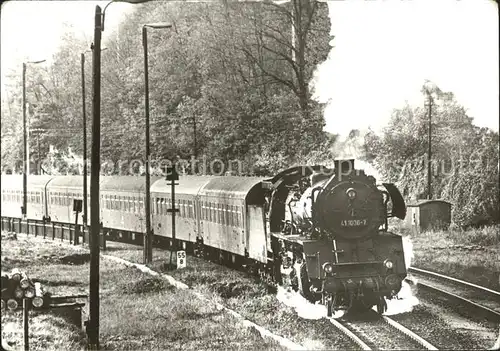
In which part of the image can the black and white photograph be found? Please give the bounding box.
[1,0,499,350]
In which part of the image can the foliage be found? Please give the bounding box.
[1,1,333,177]
[365,86,499,227]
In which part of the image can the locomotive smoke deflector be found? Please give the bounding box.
[382,183,407,219]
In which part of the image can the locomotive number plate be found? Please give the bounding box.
[341,219,367,227]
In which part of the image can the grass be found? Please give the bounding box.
[1,232,287,350]
[99,241,354,349]
[403,225,500,290]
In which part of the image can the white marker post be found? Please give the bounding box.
[176,251,186,269]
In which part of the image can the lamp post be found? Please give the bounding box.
[22,59,45,217]
[143,22,173,264]
[423,82,436,200]
[81,48,107,229]
[88,1,149,348]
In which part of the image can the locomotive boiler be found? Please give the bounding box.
[266,159,407,316]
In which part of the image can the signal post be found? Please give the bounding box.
[166,167,185,268]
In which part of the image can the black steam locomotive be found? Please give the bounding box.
[266,159,407,315]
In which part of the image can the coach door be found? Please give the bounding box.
[246,205,267,263]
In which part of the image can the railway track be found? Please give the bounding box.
[407,267,500,323]
[329,310,438,350]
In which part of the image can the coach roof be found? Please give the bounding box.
[151,175,216,196]
[199,176,266,202]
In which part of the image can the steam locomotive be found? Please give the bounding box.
[266,159,407,315]
[1,159,407,316]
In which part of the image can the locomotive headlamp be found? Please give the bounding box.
[323,262,334,274]
[346,188,357,200]
[32,296,44,308]
[384,259,394,269]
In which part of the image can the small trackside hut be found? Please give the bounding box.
[405,199,452,233]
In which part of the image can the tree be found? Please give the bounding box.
[366,84,499,227]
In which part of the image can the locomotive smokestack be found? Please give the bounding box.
[334,159,355,180]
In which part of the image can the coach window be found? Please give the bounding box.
[157,198,162,215]
[220,204,225,225]
[224,204,228,226]
[216,203,220,224]
[213,203,216,223]
[212,202,217,223]
[215,203,219,223]
[215,203,218,223]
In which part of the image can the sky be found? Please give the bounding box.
[0,0,132,79]
[313,0,499,135]
[1,0,499,135]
